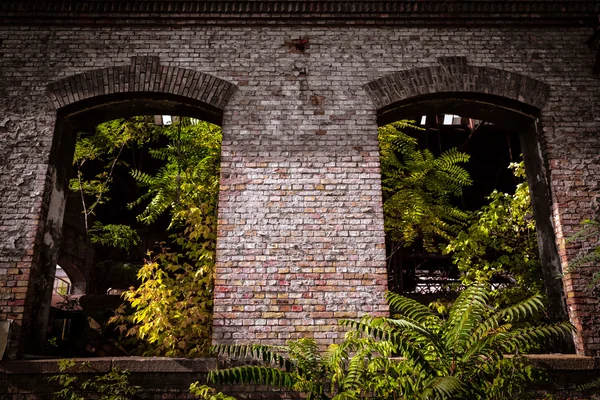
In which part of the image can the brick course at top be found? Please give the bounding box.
[1,1,599,21]
[0,1,599,359]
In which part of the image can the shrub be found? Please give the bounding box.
[197,286,573,400]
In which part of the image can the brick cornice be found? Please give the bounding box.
[0,1,598,24]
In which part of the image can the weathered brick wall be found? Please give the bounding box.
[1,4,600,357]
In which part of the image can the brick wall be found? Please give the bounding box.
[0,6,600,357]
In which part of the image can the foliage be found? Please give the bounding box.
[128,119,222,227]
[378,121,472,252]
[189,383,237,400]
[67,117,164,331]
[109,118,221,357]
[201,286,573,400]
[206,339,329,400]
[67,115,221,357]
[576,376,600,391]
[444,162,542,305]
[49,359,140,400]
[345,287,571,399]
[69,117,161,233]
[88,222,141,252]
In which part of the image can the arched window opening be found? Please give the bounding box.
[8,58,240,359]
[364,62,578,352]
[378,102,574,354]
[381,114,528,303]
[42,113,222,358]
[372,87,568,339]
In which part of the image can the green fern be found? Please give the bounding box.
[199,286,571,400]
[207,339,328,400]
[210,343,291,369]
[576,376,600,391]
[379,122,471,252]
[128,119,222,227]
[356,286,572,399]
[209,366,296,388]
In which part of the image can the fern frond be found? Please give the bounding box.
[466,294,545,350]
[148,146,173,161]
[288,338,324,380]
[210,344,291,370]
[433,148,471,170]
[342,352,367,391]
[459,329,508,368]
[136,191,172,224]
[330,391,359,400]
[130,169,158,187]
[501,322,574,352]
[419,376,464,400]
[443,285,490,351]
[386,291,439,326]
[340,317,436,376]
[126,191,152,209]
[576,376,600,391]
[492,295,544,323]
[208,366,295,388]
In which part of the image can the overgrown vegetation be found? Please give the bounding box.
[49,359,140,400]
[65,117,555,363]
[70,117,162,238]
[378,121,471,253]
[197,286,572,400]
[52,111,583,397]
[68,116,221,357]
[111,118,221,357]
[379,122,542,306]
[444,162,542,306]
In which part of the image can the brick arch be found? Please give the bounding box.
[363,58,550,126]
[46,56,237,115]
